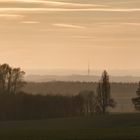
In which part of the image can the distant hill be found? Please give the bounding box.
[25,75,140,83]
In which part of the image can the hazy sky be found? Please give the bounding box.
[0,0,140,72]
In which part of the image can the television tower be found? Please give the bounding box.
[88,61,90,76]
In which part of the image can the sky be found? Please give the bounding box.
[0,0,140,74]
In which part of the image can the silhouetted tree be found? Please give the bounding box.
[97,70,115,114]
[0,64,25,94]
[132,82,140,110]
[10,68,25,94]
[78,90,95,116]
[0,64,10,93]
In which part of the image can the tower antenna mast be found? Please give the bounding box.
[88,60,90,76]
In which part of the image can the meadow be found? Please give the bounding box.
[0,113,140,140]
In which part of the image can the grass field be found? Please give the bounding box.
[0,113,140,140]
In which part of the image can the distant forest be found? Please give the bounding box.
[22,82,137,114]
[23,82,137,97]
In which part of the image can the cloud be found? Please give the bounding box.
[0,14,24,19]
[20,21,39,24]
[53,23,86,29]
[0,0,105,7]
[0,1,139,13]
[71,36,96,40]
[0,8,140,12]
[122,23,140,26]
[96,22,140,27]
[110,0,140,4]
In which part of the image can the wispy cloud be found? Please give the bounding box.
[96,22,140,27]
[0,14,24,19]
[53,23,86,29]
[20,21,39,24]
[0,0,105,7]
[0,8,140,12]
[122,23,140,26]
[71,36,96,39]
[110,1,140,4]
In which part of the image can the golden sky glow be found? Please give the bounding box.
[0,0,140,72]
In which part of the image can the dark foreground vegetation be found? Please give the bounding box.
[0,113,140,140]
[0,92,89,120]
[0,90,114,120]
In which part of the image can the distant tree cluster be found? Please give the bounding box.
[0,64,116,120]
[0,93,85,120]
[0,90,114,120]
[78,71,116,116]
[77,90,96,116]
[0,63,25,95]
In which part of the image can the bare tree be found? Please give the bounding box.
[132,82,140,110]
[0,64,26,95]
[97,70,115,114]
[78,90,95,116]
[0,64,10,93]
[11,68,25,94]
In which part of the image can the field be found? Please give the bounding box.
[0,113,140,140]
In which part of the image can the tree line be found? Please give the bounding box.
[0,63,139,121]
[0,63,117,120]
